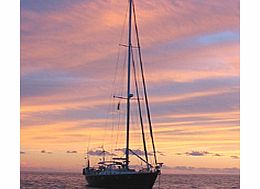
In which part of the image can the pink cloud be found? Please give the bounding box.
[21,0,239,75]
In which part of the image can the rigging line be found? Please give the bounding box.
[114,41,128,153]
[109,92,120,154]
[132,18,144,107]
[116,1,129,98]
[131,46,143,153]
[118,43,128,104]
[114,104,122,152]
[131,47,149,167]
[133,0,158,165]
[119,3,129,46]
[102,41,119,149]
[130,0,148,164]
[118,98,126,155]
[130,67,140,151]
[131,95,142,154]
[105,2,129,153]
[114,49,128,155]
[130,2,142,157]
[101,85,112,149]
[133,46,148,153]
[121,51,127,96]
[130,62,137,144]
[133,45,147,142]
[107,88,116,154]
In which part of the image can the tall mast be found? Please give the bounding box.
[125,0,132,169]
[132,0,157,165]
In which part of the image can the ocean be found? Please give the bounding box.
[21,172,240,189]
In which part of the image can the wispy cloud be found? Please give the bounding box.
[175,151,238,159]
[185,151,210,156]
[213,153,223,157]
[41,150,52,154]
[114,148,153,156]
[66,150,77,154]
[87,149,116,156]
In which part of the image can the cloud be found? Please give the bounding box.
[41,150,52,154]
[131,149,153,156]
[87,149,116,156]
[176,151,239,159]
[20,0,239,76]
[114,148,153,156]
[230,155,239,159]
[66,150,77,154]
[157,151,166,156]
[185,151,210,156]
[21,70,84,98]
[213,153,223,157]
[151,88,239,117]
[21,0,84,12]
[21,83,239,129]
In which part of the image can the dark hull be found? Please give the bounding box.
[85,172,158,189]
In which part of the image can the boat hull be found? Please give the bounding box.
[85,172,158,189]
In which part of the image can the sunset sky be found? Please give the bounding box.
[21,0,240,174]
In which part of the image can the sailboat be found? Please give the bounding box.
[83,0,163,188]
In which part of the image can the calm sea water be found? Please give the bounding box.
[21,172,239,189]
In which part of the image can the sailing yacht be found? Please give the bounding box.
[83,0,163,188]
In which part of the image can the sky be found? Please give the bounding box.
[21,0,240,174]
